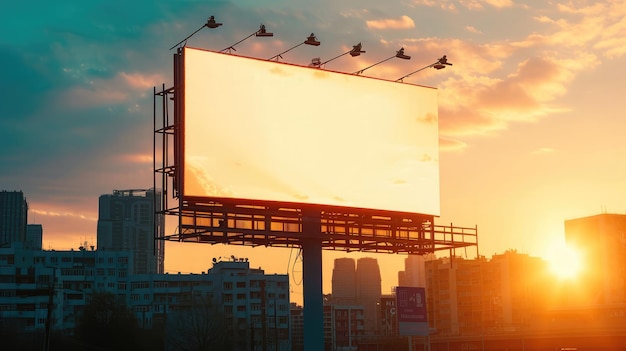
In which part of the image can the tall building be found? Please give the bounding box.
[331,257,382,335]
[331,258,356,305]
[398,254,433,288]
[97,189,164,274]
[0,190,28,246]
[355,257,381,334]
[565,213,626,305]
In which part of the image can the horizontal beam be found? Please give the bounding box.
[157,198,477,254]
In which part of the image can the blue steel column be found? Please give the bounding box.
[302,211,323,351]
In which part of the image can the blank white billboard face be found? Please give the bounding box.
[182,47,440,216]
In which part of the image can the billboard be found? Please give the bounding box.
[396,286,428,336]
[180,47,440,216]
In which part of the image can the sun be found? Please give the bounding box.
[547,244,583,280]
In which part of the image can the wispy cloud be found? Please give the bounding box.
[31,208,97,222]
[58,71,165,109]
[465,26,482,34]
[439,137,468,151]
[366,15,415,30]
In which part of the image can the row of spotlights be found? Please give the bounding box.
[172,16,452,80]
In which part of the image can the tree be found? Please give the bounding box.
[75,292,139,350]
[166,294,233,351]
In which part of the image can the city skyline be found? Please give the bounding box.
[2,1,626,304]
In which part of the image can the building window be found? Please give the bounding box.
[223,282,233,290]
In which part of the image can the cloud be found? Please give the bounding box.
[31,208,97,222]
[117,153,153,164]
[483,0,514,8]
[439,137,468,151]
[58,71,165,109]
[366,15,415,30]
[412,0,457,10]
[465,26,482,34]
[436,54,590,136]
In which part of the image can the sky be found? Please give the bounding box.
[1,0,626,305]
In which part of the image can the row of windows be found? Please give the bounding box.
[32,256,130,265]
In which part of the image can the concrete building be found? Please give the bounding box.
[331,258,356,305]
[355,257,381,334]
[290,303,304,351]
[424,251,549,337]
[330,257,381,336]
[25,224,43,250]
[0,244,291,351]
[398,254,428,288]
[565,213,626,305]
[378,294,398,337]
[97,189,164,274]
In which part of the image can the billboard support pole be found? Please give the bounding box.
[302,210,323,351]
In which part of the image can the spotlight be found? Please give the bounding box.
[268,33,321,61]
[396,55,453,82]
[353,47,411,75]
[221,24,274,53]
[310,42,366,68]
[169,15,223,50]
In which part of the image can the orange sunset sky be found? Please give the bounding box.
[2,1,625,305]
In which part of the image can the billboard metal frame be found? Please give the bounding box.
[153,47,478,351]
[153,48,477,255]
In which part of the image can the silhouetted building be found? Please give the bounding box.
[398,254,432,288]
[290,303,304,351]
[331,257,381,335]
[565,213,626,305]
[355,257,381,334]
[25,224,42,250]
[379,295,398,336]
[0,190,28,246]
[329,305,364,351]
[331,258,356,305]
[425,251,549,337]
[96,189,164,274]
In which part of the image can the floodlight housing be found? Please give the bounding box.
[206,16,223,29]
[350,42,366,57]
[305,33,321,46]
[256,24,273,37]
[395,47,411,60]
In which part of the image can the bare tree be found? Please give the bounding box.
[166,294,233,351]
[75,292,139,351]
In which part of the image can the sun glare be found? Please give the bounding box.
[548,244,582,280]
